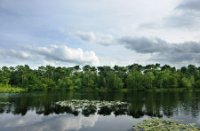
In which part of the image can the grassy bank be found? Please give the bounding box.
[0,84,27,93]
[0,85,199,93]
[146,88,190,92]
[74,88,192,92]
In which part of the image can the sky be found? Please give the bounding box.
[0,0,200,67]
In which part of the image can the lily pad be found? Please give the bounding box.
[0,102,11,105]
[55,99,128,116]
[133,118,200,131]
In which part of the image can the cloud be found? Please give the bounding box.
[165,9,200,29]
[75,31,114,46]
[73,30,200,64]
[138,0,200,30]
[75,31,96,42]
[177,0,200,12]
[73,29,200,64]
[169,0,200,28]
[0,49,32,60]
[119,36,200,64]
[0,0,199,67]
[0,44,99,66]
[29,45,100,65]
[119,37,169,53]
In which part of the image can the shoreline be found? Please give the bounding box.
[0,86,199,93]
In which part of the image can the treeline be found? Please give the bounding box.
[0,64,200,91]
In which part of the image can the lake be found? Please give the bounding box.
[0,91,200,131]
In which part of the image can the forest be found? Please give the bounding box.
[0,64,200,92]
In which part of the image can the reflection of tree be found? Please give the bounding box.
[113,105,127,116]
[98,106,112,115]
[82,105,96,116]
[0,91,199,118]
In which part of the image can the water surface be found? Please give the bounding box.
[0,91,200,131]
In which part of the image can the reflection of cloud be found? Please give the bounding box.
[0,111,99,131]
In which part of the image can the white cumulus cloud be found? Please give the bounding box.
[0,44,100,66]
[28,45,100,65]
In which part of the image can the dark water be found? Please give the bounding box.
[0,91,200,131]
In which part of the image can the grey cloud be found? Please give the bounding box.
[119,36,200,64]
[178,42,200,53]
[75,31,96,42]
[177,0,200,12]
[119,37,169,53]
[138,0,200,29]
[0,6,20,17]
[166,0,200,28]
[139,13,199,30]
[75,31,114,46]
[75,30,200,64]
[164,13,199,28]
[0,49,32,60]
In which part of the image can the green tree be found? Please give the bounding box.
[126,70,143,90]
[143,71,155,89]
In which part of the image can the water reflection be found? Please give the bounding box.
[0,112,98,131]
[0,91,200,131]
[0,91,199,118]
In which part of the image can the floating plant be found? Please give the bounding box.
[55,99,129,116]
[0,102,11,105]
[133,118,200,131]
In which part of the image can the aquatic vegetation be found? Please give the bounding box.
[133,118,200,131]
[56,99,128,108]
[82,105,96,116]
[0,102,11,105]
[55,100,128,116]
